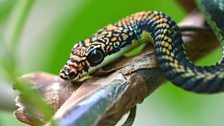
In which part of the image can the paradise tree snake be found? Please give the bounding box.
[60,0,224,93]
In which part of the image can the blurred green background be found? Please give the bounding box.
[0,0,223,126]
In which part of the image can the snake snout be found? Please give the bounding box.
[59,68,70,80]
[59,65,78,80]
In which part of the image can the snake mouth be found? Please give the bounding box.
[59,68,70,80]
[59,74,69,80]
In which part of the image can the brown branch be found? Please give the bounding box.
[174,0,196,13]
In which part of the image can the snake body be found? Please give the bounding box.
[60,0,224,93]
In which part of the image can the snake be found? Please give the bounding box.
[59,0,224,93]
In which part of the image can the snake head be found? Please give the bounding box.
[59,40,105,81]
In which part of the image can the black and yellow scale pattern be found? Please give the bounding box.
[60,10,224,93]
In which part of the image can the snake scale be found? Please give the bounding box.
[59,0,224,93]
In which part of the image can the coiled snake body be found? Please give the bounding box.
[60,0,224,93]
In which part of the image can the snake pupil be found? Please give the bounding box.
[87,48,104,66]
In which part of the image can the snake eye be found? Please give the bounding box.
[87,48,105,66]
